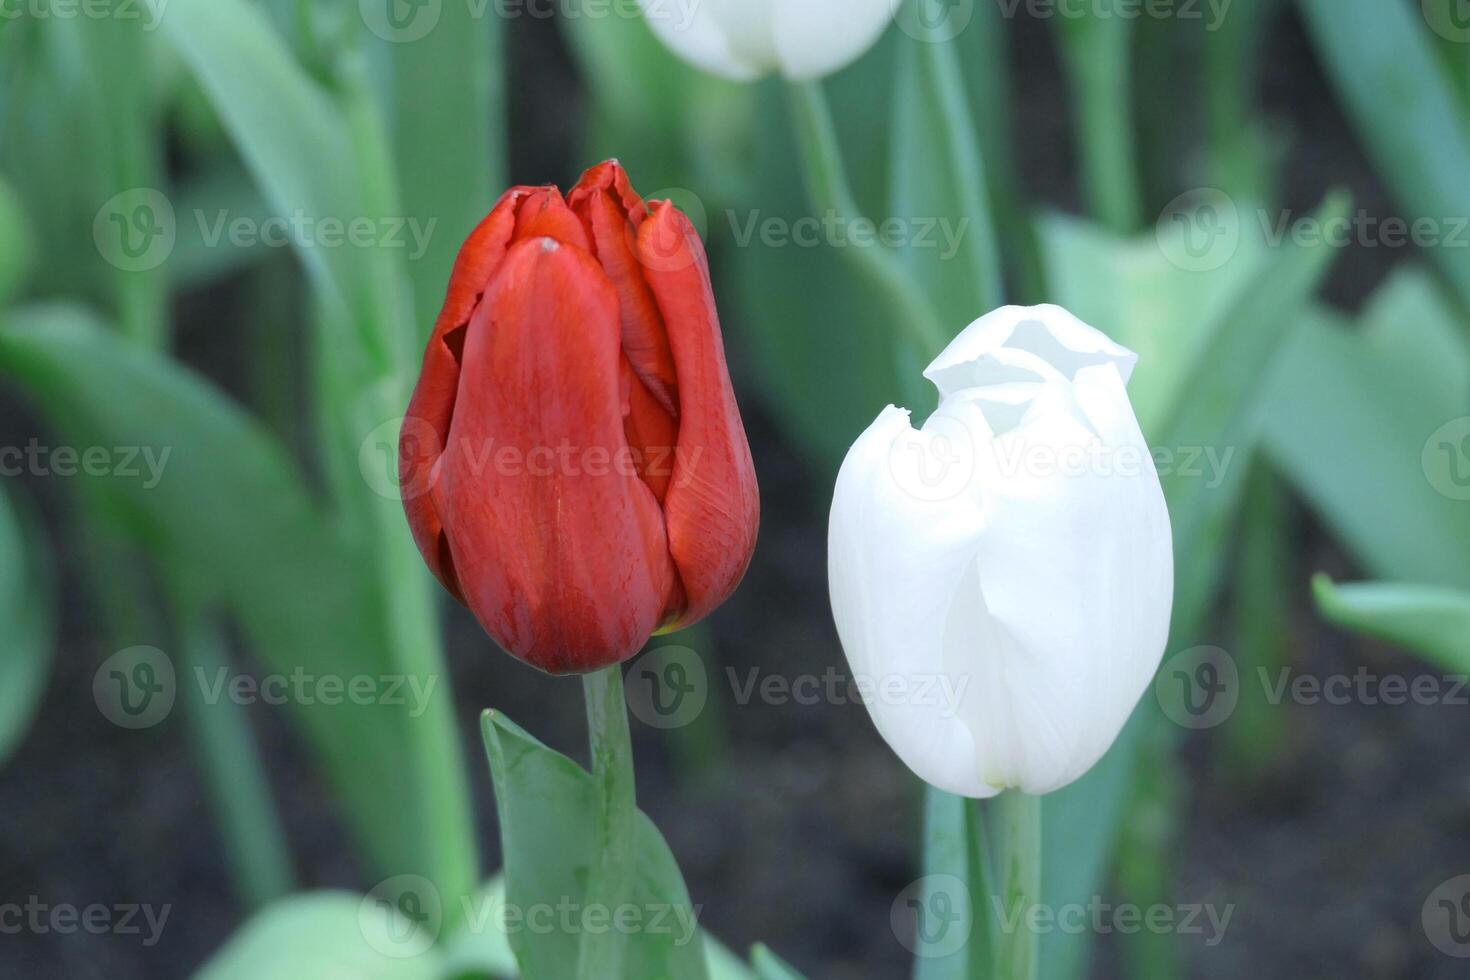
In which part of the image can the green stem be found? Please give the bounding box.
[992,790,1041,980]
[786,79,948,362]
[577,665,637,980]
[1057,22,1143,235]
[172,594,295,908]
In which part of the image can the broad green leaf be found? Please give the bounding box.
[1313,575,1470,672]
[194,892,443,980]
[439,875,520,978]
[1039,209,1266,434]
[1298,0,1470,315]
[1153,192,1350,629]
[750,943,807,980]
[1263,278,1470,588]
[481,711,709,980]
[0,486,54,767]
[0,305,474,904]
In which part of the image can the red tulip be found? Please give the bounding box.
[399,161,759,674]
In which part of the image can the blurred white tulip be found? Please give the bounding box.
[828,305,1174,798]
[636,0,900,81]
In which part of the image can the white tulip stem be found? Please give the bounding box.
[785,79,948,361]
[993,790,1042,980]
[577,664,637,979]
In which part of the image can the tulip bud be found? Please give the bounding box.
[401,161,759,675]
[637,0,900,81]
[828,306,1174,797]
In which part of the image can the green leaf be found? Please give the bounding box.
[1313,575,1470,671]
[1153,191,1350,629]
[1298,0,1470,315]
[888,33,1002,323]
[1035,192,1348,978]
[750,943,807,980]
[913,788,983,979]
[703,934,759,980]
[0,174,34,305]
[159,0,405,376]
[1263,271,1470,588]
[194,892,444,980]
[1053,11,1141,233]
[439,875,520,978]
[726,72,916,480]
[1043,191,1350,632]
[481,711,709,980]
[374,3,503,344]
[0,305,475,905]
[1036,712,1144,979]
[0,486,54,768]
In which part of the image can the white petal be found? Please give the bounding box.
[924,304,1138,399]
[829,404,998,798]
[829,355,1172,798]
[637,0,767,82]
[948,368,1173,794]
[772,0,899,80]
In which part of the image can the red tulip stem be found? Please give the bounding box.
[577,664,637,979]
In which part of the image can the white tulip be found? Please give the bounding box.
[828,305,1174,798]
[636,0,900,82]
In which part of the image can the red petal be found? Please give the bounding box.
[579,188,680,418]
[569,160,647,230]
[636,203,760,628]
[401,186,532,601]
[432,237,677,674]
[512,188,591,251]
